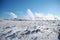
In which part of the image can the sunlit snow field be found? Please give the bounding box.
[0,20,60,40]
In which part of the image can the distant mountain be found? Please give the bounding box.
[0,17,60,21]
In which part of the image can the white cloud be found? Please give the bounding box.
[45,13,55,20]
[9,12,17,18]
[34,12,58,20]
[35,12,44,18]
[27,9,35,20]
[34,12,45,20]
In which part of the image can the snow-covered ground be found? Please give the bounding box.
[0,20,60,40]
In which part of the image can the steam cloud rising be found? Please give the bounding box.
[27,9,60,20]
[9,12,17,19]
[9,9,60,20]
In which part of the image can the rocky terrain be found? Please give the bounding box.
[0,19,60,40]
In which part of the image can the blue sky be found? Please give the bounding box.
[0,0,60,19]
